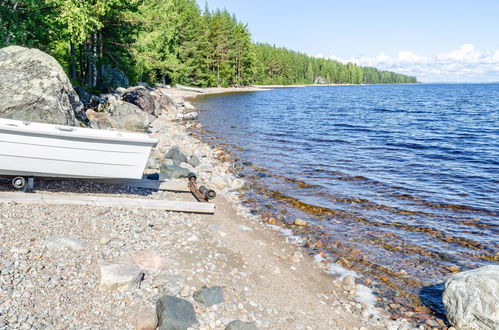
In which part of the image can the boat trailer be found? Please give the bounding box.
[187,173,216,202]
[0,174,217,214]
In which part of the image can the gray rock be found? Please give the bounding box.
[156,296,197,330]
[115,87,127,95]
[233,160,244,172]
[101,99,152,132]
[150,90,177,114]
[74,87,93,107]
[86,109,113,130]
[162,159,174,166]
[122,87,157,116]
[225,320,258,330]
[45,236,85,251]
[163,146,187,165]
[159,164,190,179]
[193,286,224,307]
[101,65,129,89]
[187,155,200,168]
[99,262,144,291]
[179,112,198,120]
[0,46,83,125]
[443,265,499,330]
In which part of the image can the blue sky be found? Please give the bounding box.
[199,0,499,82]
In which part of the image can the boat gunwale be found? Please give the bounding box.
[0,125,158,146]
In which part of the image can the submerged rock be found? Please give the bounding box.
[0,46,84,125]
[156,296,197,330]
[443,265,499,330]
[294,219,307,226]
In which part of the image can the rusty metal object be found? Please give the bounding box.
[188,173,216,202]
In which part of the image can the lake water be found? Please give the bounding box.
[194,84,498,318]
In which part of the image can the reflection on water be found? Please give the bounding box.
[194,84,499,319]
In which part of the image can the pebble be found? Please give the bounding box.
[294,219,307,226]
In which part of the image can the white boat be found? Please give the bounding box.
[0,118,157,181]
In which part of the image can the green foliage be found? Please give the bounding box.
[0,0,417,89]
[252,43,417,85]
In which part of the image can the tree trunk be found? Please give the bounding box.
[69,41,77,81]
[98,29,103,88]
[92,32,97,88]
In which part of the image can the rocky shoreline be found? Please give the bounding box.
[1,46,497,330]
[0,81,415,330]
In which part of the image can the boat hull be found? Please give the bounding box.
[0,119,157,180]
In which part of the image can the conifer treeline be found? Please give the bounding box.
[0,0,417,89]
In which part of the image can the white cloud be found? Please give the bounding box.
[328,44,499,82]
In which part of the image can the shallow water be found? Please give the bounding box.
[194,84,499,317]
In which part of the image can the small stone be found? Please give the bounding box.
[445,265,461,273]
[45,235,85,250]
[225,320,258,330]
[289,256,301,263]
[132,308,158,330]
[294,219,307,226]
[181,112,198,120]
[425,319,439,327]
[193,286,224,307]
[336,257,352,268]
[238,225,252,232]
[342,275,356,287]
[188,155,200,167]
[267,218,276,225]
[99,236,111,245]
[99,262,144,291]
[156,296,197,330]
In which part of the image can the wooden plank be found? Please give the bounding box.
[0,192,214,214]
[86,179,190,192]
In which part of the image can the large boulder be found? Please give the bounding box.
[89,99,153,132]
[150,89,178,114]
[122,87,158,116]
[0,46,83,125]
[443,265,499,330]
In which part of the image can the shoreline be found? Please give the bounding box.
[158,88,428,329]
[0,86,417,329]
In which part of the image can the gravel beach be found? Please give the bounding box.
[0,87,418,330]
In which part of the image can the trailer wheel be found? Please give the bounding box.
[12,176,27,190]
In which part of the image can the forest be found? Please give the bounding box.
[0,0,418,90]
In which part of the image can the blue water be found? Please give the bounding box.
[194,84,499,315]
